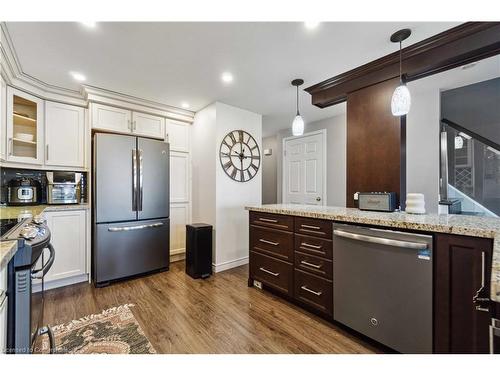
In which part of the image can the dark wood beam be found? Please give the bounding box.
[305,22,500,108]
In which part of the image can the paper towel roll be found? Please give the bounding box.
[406,193,426,214]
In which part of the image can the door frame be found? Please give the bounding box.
[282,129,327,205]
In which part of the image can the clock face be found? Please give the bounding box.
[219,130,261,182]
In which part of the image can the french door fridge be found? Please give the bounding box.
[93,133,170,286]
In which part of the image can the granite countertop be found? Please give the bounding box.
[0,203,90,220]
[0,240,17,270]
[0,203,89,267]
[245,204,500,302]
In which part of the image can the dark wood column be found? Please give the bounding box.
[346,78,406,208]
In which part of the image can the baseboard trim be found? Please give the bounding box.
[212,256,249,273]
[170,252,186,263]
[33,274,89,292]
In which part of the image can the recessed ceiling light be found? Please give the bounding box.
[304,22,320,30]
[70,71,86,82]
[221,72,234,84]
[181,102,190,109]
[80,21,97,28]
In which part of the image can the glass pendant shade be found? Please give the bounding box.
[391,83,411,116]
[292,114,304,136]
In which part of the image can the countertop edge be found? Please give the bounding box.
[0,240,18,270]
[246,205,500,303]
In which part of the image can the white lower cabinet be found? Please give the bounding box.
[44,210,87,285]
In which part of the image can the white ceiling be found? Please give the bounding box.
[5,22,460,136]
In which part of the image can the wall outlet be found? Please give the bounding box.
[253,280,262,289]
[354,192,359,200]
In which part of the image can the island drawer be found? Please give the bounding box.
[250,251,293,296]
[295,217,332,239]
[294,234,333,259]
[294,269,333,317]
[250,225,293,261]
[295,251,333,280]
[250,211,294,231]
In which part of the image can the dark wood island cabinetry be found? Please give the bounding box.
[247,209,497,354]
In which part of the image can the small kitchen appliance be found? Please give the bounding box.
[46,172,82,204]
[358,192,397,212]
[7,178,40,205]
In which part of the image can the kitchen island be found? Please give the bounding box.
[245,204,500,353]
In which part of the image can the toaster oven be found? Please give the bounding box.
[46,172,82,204]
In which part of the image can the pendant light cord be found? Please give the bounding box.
[296,85,300,116]
[399,41,403,84]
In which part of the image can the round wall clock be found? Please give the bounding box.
[219,130,261,182]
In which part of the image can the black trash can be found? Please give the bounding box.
[185,223,213,279]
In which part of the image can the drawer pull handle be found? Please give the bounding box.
[259,267,279,277]
[259,239,279,246]
[301,224,321,230]
[301,242,322,250]
[301,285,322,296]
[300,260,322,269]
[259,218,278,223]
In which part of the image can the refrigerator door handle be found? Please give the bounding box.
[107,222,164,232]
[132,149,138,211]
[138,148,144,211]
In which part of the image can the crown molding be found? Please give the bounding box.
[0,22,194,122]
[305,22,500,108]
[83,85,194,123]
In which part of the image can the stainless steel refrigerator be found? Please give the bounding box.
[93,133,170,286]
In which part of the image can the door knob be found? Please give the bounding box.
[316,197,321,202]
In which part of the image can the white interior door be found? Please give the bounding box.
[283,130,326,205]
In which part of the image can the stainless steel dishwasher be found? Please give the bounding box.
[333,223,433,353]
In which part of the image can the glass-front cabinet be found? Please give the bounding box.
[6,87,44,164]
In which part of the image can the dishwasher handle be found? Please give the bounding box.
[333,229,429,250]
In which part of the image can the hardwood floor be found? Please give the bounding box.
[44,261,381,354]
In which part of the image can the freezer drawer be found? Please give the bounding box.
[94,218,169,284]
[333,223,433,353]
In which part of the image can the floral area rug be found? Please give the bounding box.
[41,304,156,354]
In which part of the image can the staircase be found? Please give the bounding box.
[441,119,500,218]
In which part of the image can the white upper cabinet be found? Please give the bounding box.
[132,111,165,139]
[166,119,190,152]
[0,76,6,161]
[6,87,44,165]
[45,101,85,168]
[91,103,131,133]
[91,103,165,140]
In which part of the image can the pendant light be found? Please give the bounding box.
[291,79,305,136]
[390,29,412,116]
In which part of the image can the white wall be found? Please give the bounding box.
[275,113,346,206]
[262,135,278,204]
[191,103,217,226]
[191,102,262,272]
[406,85,441,214]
